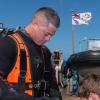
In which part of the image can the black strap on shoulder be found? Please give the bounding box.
[18,48,27,91]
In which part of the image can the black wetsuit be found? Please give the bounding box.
[0,31,61,99]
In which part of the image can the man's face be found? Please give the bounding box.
[33,23,56,45]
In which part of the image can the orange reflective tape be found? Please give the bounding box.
[7,32,32,95]
[25,90,32,95]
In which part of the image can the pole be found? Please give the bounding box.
[72,25,75,54]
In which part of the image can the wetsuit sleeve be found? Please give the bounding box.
[0,36,17,78]
[43,46,62,99]
[43,47,58,88]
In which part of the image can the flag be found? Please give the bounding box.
[72,11,92,25]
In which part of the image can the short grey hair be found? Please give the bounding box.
[78,74,100,98]
[32,7,60,28]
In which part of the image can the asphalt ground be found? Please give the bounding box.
[60,88,80,100]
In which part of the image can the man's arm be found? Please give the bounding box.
[43,46,62,100]
[0,36,17,78]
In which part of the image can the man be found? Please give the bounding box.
[63,68,79,96]
[0,7,61,100]
[78,74,100,100]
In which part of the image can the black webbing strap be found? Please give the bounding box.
[18,49,27,91]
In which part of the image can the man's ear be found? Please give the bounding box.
[31,22,38,30]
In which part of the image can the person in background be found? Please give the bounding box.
[63,68,79,96]
[0,7,61,100]
[78,74,100,100]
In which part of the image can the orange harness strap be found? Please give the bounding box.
[7,32,32,95]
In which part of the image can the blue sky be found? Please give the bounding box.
[0,0,100,60]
